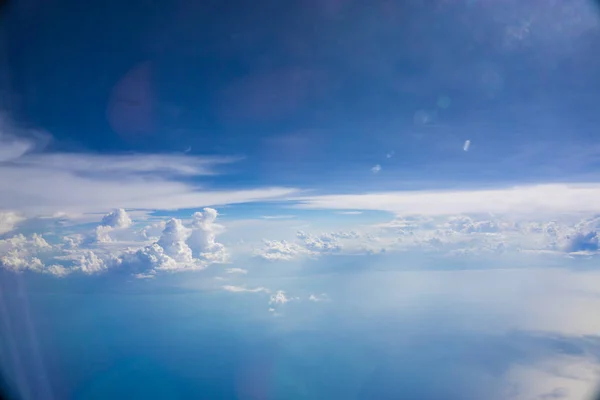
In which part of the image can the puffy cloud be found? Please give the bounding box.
[87,225,114,244]
[117,212,228,275]
[371,164,381,174]
[138,221,167,241]
[0,234,52,273]
[100,209,132,228]
[256,230,363,261]
[255,240,308,261]
[297,231,342,253]
[157,219,193,263]
[187,208,227,263]
[66,250,107,274]
[0,212,24,235]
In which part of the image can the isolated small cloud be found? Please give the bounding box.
[308,293,329,302]
[371,164,382,174]
[226,268,247,274]
[463,139,471,152]
[269,290,291,305]
[222,285,268,293]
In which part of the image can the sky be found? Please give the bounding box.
[3,0,600,399]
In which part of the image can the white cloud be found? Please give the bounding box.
[269,290,291,305]
[255,239,308,261]
[371,164,381,173]
[100,209,132,228]
[222,285,268,293]
[463,139,471,151]
[0,115,40,162]
[0,234,52,273]
[261,215,296,220]
[294,184,600,216]
[308,293,329,302]
[0,152,296,216]
[226,268,247,274]
[187,208,227,263]
[0,212,24,235]
[297,231,342,253]
[116,211,228,275]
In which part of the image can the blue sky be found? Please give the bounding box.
[3,0,600,399]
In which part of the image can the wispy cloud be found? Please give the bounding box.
[293,184,600,216]
[222,285,268,293]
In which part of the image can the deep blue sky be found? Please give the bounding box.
[4,0,600,190]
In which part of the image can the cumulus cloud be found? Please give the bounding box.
[371,164,381,173]
[255,230,364,261]
[255,239,308,261]
[187,208,227,263]
[0,208,229,277]
[297,231,342,253]
[0,234,52,273]
[84,209,134,244]
[116,211,228,276]
[100,209,132,228]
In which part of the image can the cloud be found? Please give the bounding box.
[297,231,342,253]
[269,290,291,305]
[222,285,268,293]
[261,215,296,220]
[294,184,600,216]
[0,212,24,235]
[308,293,329,302]
[0,234,52,273]
[84,209,134,244]
[187,208,227,263]
[226,268,247,274]
[0,148,297,215]
[0,208,230,277]
[463,139,471,151]
[371,164,381,174]
[565,231,598,253]
[255,239,308,261]
[100,209,132,228]
[0,115,41,162]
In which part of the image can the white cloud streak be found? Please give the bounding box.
[294,184,600,216]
